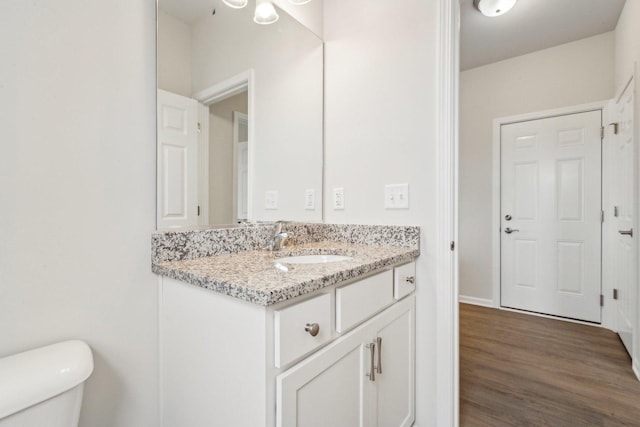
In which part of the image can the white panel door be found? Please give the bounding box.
[157,89,199,229]
[501,110,602,322]
[375,298,414,427]
[612,79,635,355]
[233,111,249,222]
[276,331,369,427]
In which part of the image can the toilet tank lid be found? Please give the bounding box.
[0,340,94,419]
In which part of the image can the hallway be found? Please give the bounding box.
[460,303,640,426]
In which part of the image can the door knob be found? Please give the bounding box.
[619,229,633,237]
[504,227,519,234]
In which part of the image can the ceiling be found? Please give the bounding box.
[461,0,626,71]
[159,0,216,24]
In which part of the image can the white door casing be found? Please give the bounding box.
[197,103,210,226]
[500,110,602,323]
[611,77,636,356]
[157,89,199,229]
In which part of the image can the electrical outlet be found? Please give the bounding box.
[265,190,278,210]
[333,187,345,210]
[305,189,315,210]
[385,184,409,209]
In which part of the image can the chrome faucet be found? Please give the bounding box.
[271,222,289,251]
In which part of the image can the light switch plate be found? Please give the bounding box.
[333,187,345,210]
[385,184,409,209]
[305,189,315,210]
[265,190,278,210]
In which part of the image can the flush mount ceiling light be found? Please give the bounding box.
[222,0,311,25]
[222,0,248,8]
[254,0,279,24]
[473,0,517,17]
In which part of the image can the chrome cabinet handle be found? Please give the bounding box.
[304,323,320,337]
[504,227,519,234]
[376,337,383,374]
[366,342,376,381]
[619,229,633,237]
[405,276,415,284]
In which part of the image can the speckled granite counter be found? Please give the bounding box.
[152,223,419,306]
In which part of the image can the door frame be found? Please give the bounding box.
[491,101,610,325]
[193,70,255,223]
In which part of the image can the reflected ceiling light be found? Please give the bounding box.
[288,0,311,4]
[473,0,517,17]
[254,0,279,24]
[222,0,248,9]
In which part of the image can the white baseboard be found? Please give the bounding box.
[458,295,494,308]
[633,358,640,382]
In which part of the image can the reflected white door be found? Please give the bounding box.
[501,111,602,322]
[157,90,199,229]
[233,111,249,222]
[612,79,635,355]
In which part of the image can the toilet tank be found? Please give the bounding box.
[0,340,94,427]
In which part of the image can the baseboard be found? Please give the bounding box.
[633,358,640,382]
[458,295,494,308]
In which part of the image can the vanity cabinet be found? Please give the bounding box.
[160,262,416,427]
[277,295,414,427]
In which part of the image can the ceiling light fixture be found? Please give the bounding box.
[221,0,311,25]
[473,0,517,17]
[254,0,279,24]
[222,0,248,9]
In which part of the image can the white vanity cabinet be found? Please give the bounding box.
[276,295,415,427]
[160,262,416,427]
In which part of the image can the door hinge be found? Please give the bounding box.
[601,126,605,139]
[613,289,619,300]
[600,294,604,306]
[197,122,201,132]
[197,205,201,216]
[450,241,455,251]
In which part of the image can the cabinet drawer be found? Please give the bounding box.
[274,293,331,368]
[394,262,416,300]
[336,269,393,333]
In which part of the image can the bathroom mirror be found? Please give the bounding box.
[157,0,323,229]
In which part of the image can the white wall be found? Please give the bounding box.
[191,4,323,223]
[273,0,324,39]
[157,8,192,97]
[323,0,439,424]
[459,32,615,302]
[614,0,640,378]
[0,1,158,426]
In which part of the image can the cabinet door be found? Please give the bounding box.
[375,296,415,427]
[277,326,373,427]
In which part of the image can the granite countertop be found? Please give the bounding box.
[152,241,419,306]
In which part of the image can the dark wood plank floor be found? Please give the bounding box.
[460,303,640,427]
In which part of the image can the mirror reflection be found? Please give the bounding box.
[157,0,323,230]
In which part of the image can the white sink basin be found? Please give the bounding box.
[274,254,354,264]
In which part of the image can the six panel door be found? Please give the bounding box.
[501,110,602,322]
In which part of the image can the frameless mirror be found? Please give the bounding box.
[157,0,323,229]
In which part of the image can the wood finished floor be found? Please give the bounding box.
[460,304,640,427]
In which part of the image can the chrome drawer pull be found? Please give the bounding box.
[366,342,376,382]
[376,337,382,374]
[304,323,320,337]
[405,276,415,284]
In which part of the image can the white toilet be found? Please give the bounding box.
[0,340,94,427]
